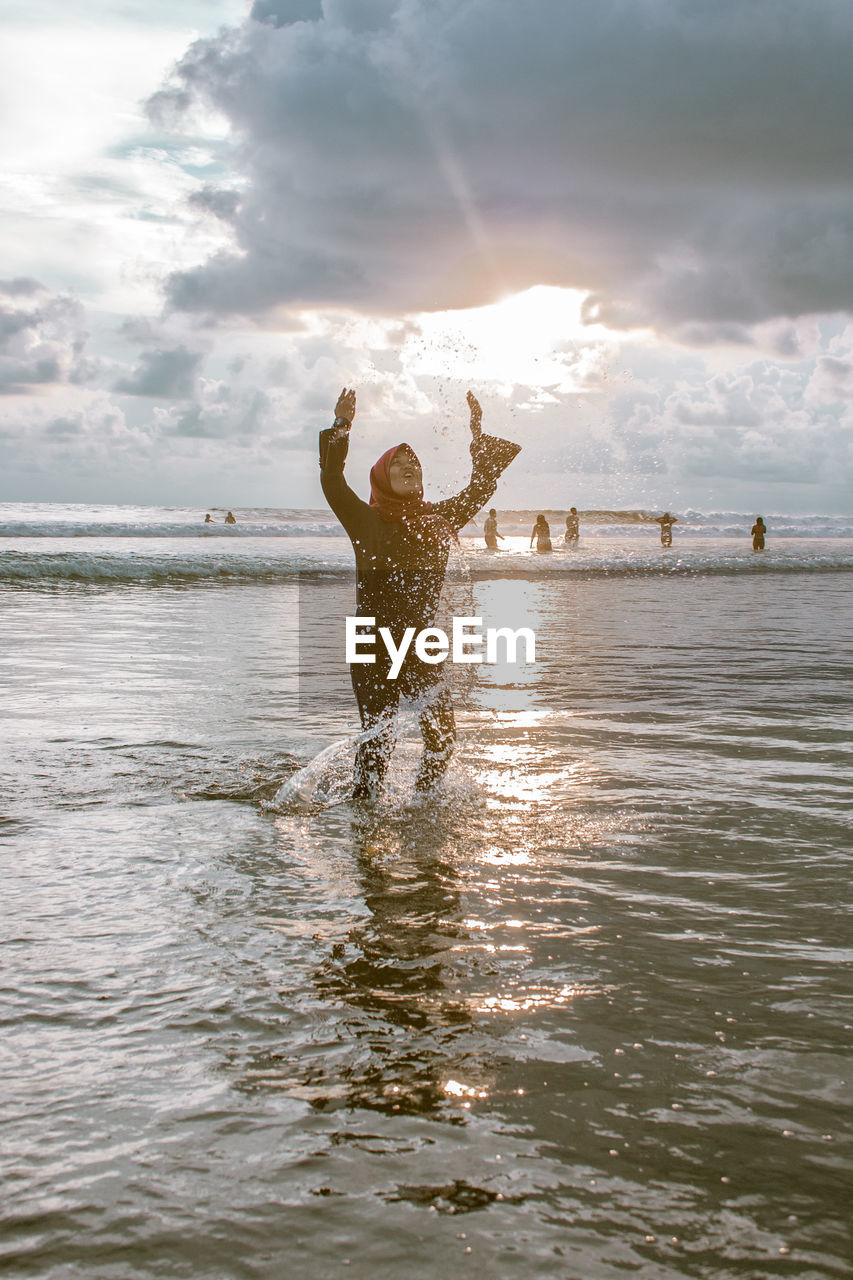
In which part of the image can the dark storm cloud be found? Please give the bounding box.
[187,186,242,222]
[0,280,93,394]
[114,345,203,397]
[249,0,322,25]
[152,0,853,329]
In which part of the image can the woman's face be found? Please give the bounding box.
[388,446,422,497]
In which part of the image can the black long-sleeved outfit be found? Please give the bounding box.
[319,426,520,796]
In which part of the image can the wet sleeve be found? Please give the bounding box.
[319,428,372,536]
[431,432,522,532]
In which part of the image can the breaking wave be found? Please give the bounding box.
[3,547,852,587]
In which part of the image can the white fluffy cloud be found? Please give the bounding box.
[153,0,853,328]
[610,352,853,499]
[4,300,853,508]
[0,279,96,393]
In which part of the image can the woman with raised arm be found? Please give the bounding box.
[656,511,677,547]
[319,388,521,801]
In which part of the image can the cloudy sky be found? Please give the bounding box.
[3,0,853,512]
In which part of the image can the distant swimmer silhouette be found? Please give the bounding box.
[224,511,237,525]
[564,507,579,543]
[483,508,505,550]
[751,516,766,551]
[655,512,677,547]
[530,514,552,552]
[204,513,213,523]
[319,386,520,801]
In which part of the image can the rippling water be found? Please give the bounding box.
[2,510,852,1278]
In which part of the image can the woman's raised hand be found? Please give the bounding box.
[334,387,356,429]
[467,390,482,439]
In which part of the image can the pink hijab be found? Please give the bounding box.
[368,444,455,547]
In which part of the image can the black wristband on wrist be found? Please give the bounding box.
[333,416,351,429]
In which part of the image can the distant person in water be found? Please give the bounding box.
[564,507,579,543]
[656,512,677,547]
[483,508,504,550]
[224,511,237,525]
[319,386,520,801]
[204,513,213,523]
[751,516,766,551]
[530,514,552,552]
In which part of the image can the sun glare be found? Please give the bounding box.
[401,286,614,394]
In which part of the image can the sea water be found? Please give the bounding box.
[1,504,852,1278]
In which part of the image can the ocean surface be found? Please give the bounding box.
[2,502,852,1279]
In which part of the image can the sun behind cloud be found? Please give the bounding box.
[399,286,622,395]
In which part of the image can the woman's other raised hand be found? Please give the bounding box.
[466,390,482,439]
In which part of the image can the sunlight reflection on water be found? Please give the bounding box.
[1,572,851,1278]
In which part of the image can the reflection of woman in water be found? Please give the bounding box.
[483,508,504,550]
[656,511,677,546]
[530,514,552,552]
[751,515,766,551]
[320,387,520,800]
[313,814,471,1114]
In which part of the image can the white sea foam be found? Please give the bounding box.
[2,541,851,585]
